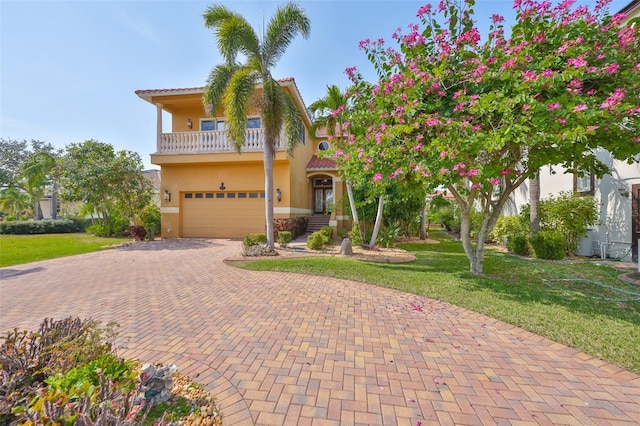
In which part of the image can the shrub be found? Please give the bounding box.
[242,233,276,256]
[0,219,80,235]
[349,222,363,246]
[319,225,333,240]
[86,223,111,237]
[439,205,460,232]
[243,233,267,246]
[277,231,293,248]
[139,204,161,239]
[506,235,530,256]
[520,192,598,255]
[307,231,328,250]
[273,217,307,239]
[378,224,401,248]
[489,215,528,244]
[530,230,567,260]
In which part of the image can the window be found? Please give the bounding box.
[318,141,330,151]
[574,172,594,195]
[201,120,214,131]
[227,193,236,198]
[195,193,203,199]
[300,123,306,145]
[238,193,247,198]
[205,193,214,199]
[216,193,224,198]
[185,193,193,199]
[249,192,258,198]
[247,117,261,129]
[201,119,225,131]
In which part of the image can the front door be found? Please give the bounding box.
[314,189,333,214]
[632,184,639,263]
[313,177,333,214]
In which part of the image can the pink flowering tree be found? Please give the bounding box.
[337,0,639,274]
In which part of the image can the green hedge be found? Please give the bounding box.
[530,230,567,260]
[0,219,81,235]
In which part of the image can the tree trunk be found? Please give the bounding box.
[264,142,275,249]
[51,180,58,219]
[420,197,431,240]
[368,196,384,249]
[345,180,362,241]
[34,198,43,220]
[530,173,540,234]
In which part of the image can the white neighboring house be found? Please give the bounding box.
[510,1,640,263]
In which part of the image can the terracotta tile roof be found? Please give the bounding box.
[135,77,311,124]
[306,155,337,171]
[135,78,296,96]
[135,87,203,96]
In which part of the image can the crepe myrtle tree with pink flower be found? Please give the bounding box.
[337,0,639,275]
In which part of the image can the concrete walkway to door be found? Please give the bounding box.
[1,239,639,425]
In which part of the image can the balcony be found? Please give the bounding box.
[156,129,283,154]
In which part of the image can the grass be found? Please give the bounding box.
[230,231,640,375]
[0,233,132,267]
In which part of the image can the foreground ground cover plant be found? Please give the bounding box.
[0,317,221,425]
[336,0,640,274]
[231,231,640,374]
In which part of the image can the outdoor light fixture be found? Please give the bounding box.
[164,190,171,203]
[187,118,193,129]
[618,187,630,198]
[276,188,282,203]
[219,182,226,191]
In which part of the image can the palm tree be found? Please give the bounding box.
[308,85,363,242]
[309,85,348,140]
[0,187,30,220]
[21,151,56,220]
[202,2,310,249]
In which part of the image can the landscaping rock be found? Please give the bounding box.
[340,238,353,256]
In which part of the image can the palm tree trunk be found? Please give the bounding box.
[264,142,276,249]
[368,196,385,249]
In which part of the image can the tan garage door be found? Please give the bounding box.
[182,191,265,238]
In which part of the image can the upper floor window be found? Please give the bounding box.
[201,119,225,131]
[247,117,261,129]
[574,172,594,195]
[318,141,330,151]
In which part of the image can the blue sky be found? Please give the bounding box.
[1,0,629,169]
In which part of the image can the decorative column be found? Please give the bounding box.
[155,103,163,151]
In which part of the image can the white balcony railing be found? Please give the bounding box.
[156,129,283,154]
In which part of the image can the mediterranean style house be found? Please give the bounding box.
[509,0,640,263]
[136,78,349,239]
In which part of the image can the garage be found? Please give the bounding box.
[181,191,265,238]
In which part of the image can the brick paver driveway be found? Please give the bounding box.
[1,239,639,425]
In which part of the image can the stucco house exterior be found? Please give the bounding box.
[509,1,640,263]
[136,78,349,239]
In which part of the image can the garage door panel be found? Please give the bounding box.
[182,191,265,238]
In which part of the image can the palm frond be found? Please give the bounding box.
[223,68,259,151]
[203,4,260,63]
[260,79,286,152]
[281,90,304,155]
[262,2,310,69]
[204,63,239,116]
[308,85,347,140]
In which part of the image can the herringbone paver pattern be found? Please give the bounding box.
[1,239,639,425]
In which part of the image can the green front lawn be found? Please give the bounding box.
[230,232,640,375]
[0,233,132,267]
